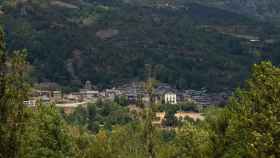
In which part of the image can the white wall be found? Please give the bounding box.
[164,93,177,104]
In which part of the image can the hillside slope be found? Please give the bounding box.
[193,0,280,23]
[0,0,279,91]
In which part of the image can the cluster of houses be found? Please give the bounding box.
[118,82,229,107]
[25,81,230,110]
[26,81,120,107]
[23,81,230,123]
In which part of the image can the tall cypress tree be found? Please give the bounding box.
[0,27,5,100]
[0,27,8,158]
[0,27,30,158]
[143,65,158,158]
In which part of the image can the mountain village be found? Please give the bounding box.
[24,81,230,123]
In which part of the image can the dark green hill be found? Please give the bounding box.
[0,0,279,91]
[193,0,280,23]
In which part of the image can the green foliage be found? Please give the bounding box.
[114,95,129,106]
[21,105,76,158]
[86,124,147,158]
[174,123,213,158]
[158,61,280,158]
[162,109,180,127]
[222,62,280,157]
[198,61,280,158]
[193,0,280,22]
[0,29,30,158]
[157,102,199,127]
[143,109,157,158]
[179,102,200,112]
[66,100,135,133]
[70,128,95,158]
[203,108,231,157]
[158,101,200,113]
[160,130,176,142]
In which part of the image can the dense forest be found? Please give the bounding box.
[0,27,279,158]
[193,0,280,23]
[1,0,280,91]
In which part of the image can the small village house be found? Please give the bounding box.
[23,100,37,107]
[52,90,62,102]
[64,92,83,102]
[80,89,99,100]
[105,88,121,100]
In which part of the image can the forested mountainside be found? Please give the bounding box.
[0,0,280,91]
[193,0,280,23]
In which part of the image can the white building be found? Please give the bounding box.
[164,92,177,104]
[23,100,37,107]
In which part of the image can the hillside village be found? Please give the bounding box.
[25,81,230,113]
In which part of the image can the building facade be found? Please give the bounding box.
[164,92,177,104]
